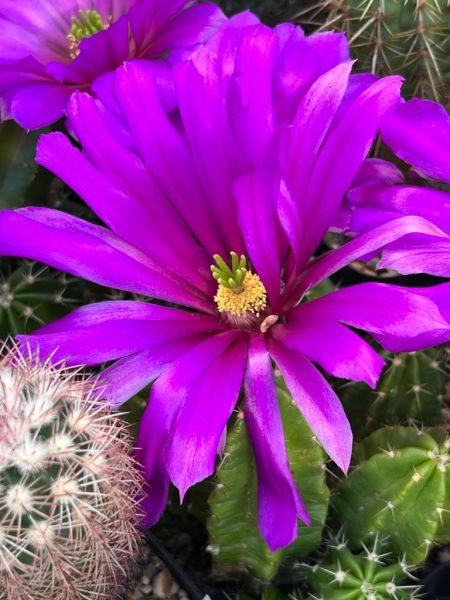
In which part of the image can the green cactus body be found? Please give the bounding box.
[306,537,422,599]
[366,350,445,428]
[0,344,142,599]
[319,0,450,105]
[0,263,81,337]
[207,416,282,583]
[332,427,450,563]
[207,378,329,584]
[341,350,445,437]
[0,122,40,210]
[0,262,106,337]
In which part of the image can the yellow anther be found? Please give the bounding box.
[215,272,267,317]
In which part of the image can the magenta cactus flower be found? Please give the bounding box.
[1,23,449,550]
[0,0,225,129]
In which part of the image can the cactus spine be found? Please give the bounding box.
[0,342,143,599]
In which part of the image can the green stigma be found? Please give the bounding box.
[211,252,267,317]
[68,10,108,57]
[211,252,248,291]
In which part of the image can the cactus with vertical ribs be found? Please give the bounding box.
[341,348,446,438]
[332,426,450,564]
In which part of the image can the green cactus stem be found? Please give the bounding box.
[332,426,450,563]
[207,377,329,584]
[0,261,106,337]
[341,349,446,438]
[0,122,40,210]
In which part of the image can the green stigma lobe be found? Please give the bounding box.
[210,252,248,291]
[69,9,106,43]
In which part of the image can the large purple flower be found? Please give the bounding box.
[1,23,449,550]
[0,0,225,129]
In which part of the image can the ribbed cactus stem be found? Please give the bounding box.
[332,427,450,563]
[341,349,446,438]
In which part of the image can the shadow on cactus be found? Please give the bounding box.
[0,122,40,211]
[0,341,143,600]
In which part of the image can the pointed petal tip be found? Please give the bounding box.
[365,355,385,389]
[66,89,96,120]
[177,484,189,506]
[337,443,352,475]
[259,488,312,551]
[298,503,312,528]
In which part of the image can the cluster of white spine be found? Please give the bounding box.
[0,341,142,600]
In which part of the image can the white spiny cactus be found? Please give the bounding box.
[0,341,143,600]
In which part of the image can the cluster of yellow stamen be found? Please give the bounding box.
[211,252,267,317]
[67,9,108,59]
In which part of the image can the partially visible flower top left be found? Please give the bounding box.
[0,0,225,128]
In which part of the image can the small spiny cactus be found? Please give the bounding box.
[332,426,450,563]
[305,533,422,599]
[0,341,143,599]
[299,0,450,106]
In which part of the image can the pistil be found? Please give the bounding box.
[211,252,267,317]
[67,10,108,59]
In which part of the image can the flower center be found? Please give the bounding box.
[211,252,267,317]
[67,10,108,59]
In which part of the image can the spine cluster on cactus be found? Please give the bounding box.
[0,342,143,600]
[298,0,450,106]
[305,533,422,599]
